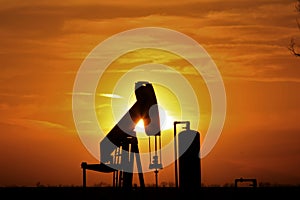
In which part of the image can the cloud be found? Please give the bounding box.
[6,118,67,130]
[98,93,123,99]
[67,92,123,98]
[66,92,94,96]
[0,0,293,35]
[0,92,38,98]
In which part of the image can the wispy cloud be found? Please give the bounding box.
[0,0,293,36]
[0,93,38,98]
[67,92,123,98]
[66,92,93,96]
[98,93,123,99]
[6,118,67,130]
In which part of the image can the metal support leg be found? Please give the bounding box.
[81,162,87,188]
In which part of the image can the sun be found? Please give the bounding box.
[94,48,209,137]
[135,119,145,130]
[134,107,175,134]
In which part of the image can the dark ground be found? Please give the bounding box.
[1,186,300,199]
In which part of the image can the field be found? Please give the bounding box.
[1,186,299,199]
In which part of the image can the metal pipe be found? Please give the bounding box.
[81,162,87,188]
[174,122,178,188]
[155,170,158,188]
[173,121,190,188]
[148,137,151,164]
[159,135,162,168]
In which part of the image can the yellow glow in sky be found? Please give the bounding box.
[95,48,211,136]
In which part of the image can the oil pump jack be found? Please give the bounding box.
[81,81,162,189]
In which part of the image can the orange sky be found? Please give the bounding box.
[1,0,300,187]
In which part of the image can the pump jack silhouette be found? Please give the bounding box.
[81,81,162,189]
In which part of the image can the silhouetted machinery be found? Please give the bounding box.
[81,81,201,189]
[174,121,201,190]
[234,177,257,188]
[81,81,162,188]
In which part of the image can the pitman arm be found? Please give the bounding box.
[100,81,161,163]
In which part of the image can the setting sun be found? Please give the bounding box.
[95,48,211,138]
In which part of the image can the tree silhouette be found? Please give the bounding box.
[289,0,300,56]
